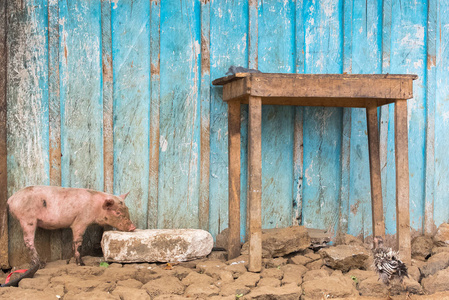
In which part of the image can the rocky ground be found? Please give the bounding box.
[2,223,449,299]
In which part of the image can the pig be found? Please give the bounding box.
[7,186,136,266]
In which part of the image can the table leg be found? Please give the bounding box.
[248,96,262,272]
[366,101,386,240]
[228,100,241,260]
[394,99,411,264]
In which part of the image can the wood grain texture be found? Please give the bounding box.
[248,96,262,273]
[112,0,150,230]
[0,0,7,269]
[395,100,411,264]
[209,0,248,240]
[158,0,201,229]
[227,100,241,260]
[148,0,161,229]
[7,0,50,266]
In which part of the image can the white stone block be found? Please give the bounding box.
[101,229,213,263]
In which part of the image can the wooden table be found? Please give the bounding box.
[212,73,417,272]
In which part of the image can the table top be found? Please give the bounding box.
[212,73,418,108]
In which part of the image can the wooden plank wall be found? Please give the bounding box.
[2,0,449,266]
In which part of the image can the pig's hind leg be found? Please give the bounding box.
[19,220,40,266]
[70,225,87,266]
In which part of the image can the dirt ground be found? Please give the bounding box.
[1,250,448,300]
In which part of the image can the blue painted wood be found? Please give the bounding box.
[7,0,50,266]
[258,0,295,229]
[434,0,449,226]
[158,0,201,229]
[111,0,150,230]
[59,0,103,190]
[301,0,344,234]
[209,0,248,240]
[389,0,427,233]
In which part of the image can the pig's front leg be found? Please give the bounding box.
[70,224,88,266]
[19,220,40,266]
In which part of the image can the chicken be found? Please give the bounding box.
[372,236,409,299]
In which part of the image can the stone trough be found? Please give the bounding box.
[101,229,213,263]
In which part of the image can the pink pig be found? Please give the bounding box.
[7,186,136,266]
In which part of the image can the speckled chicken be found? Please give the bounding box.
[373,236,409,299]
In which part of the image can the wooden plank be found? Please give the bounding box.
[59,0,103,256]
[102,0,113,195]
[395,99,411,264]
[158,0,201,229]
[148,0,161,229]
[7,0,50,266]
[209,0,248,239]
[258,0,295,230]
[199,0,211,232]
[248,0,258,70]
[424,0,437,235]
[366,101,386,239]
[0,0,7,269]
[227,100,241,260]
[248,96,262,273]
[111,0,150,229]
[390,0,427,234]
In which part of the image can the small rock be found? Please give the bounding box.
[302,276,358,300]
[102,229,213,263]
[433,223,449,246]
[421,267,449,294]
[304,252,321,261]
[65,279,112,294]
[196,260,227,279]
[403,276,424,295]
[412,236,433,260]
[321,265,334,275]
[207,250,227,261]
[66,265,106,278]
[288,254,312,265]
[319,244,370,272]
[100,267,137,282]
[345,269,376,283]
[432,246,449,255]
[112,286,151,300]
[219,283,251,296]
[305,258,324,270]
[226,255,249,268]
[18,276,50,290]
[184,283,220,298]
[235,272,260,287]
[408,265,421,282]
[215,228,230,251]
[218,270,234,282]
[303,269,329,282]
[142,276,185,297]
[224,261,247,278]
[257,277,281,287]
[420,252,449,277]
[281,264,306,286]
[64,291,120,300]
[336,233,364,246]
[244,283,302,300]
[181,271,214,286]
[153,296,190,300]
[260,267,283,280]
[116,278,143,289]
[241,226,311,258]
[263,257,288,268]
[358,276,388,297]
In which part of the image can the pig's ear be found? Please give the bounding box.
[102,199,115,210]
[119,191,130,200]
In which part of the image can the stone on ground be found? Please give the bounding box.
[245,283,302,300]
[421,267,449,294]
[181,271,214,286]
[116,278,143,289]
[302,275,358,300]
[184,282,220,298]
[319,244,370,272]
[241,226,310,258]
[432,246,449,255]
[303,269,329,282]
[433,223,449,246]
[64,291,120,300]
[142,276,185,297]
[412,235,434,260]
[112,286,151,300]
[281,264,306,286]
[102,229,213,263]
[260,267,283,280]
[420,252,449,277]
[18,276,50,290]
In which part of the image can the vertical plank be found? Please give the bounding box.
[148,0,161,229]
[228,100,241,260]
[112,0,150,229]
[424,0,436,235]
[347,0,382,239]
[395,100,411,264]
[102,0,113,195]
[199,0,211,232]
[301,0,343,234]
[293,0,305,226]
[158,0,201,229]
[7,0,50,266]
[390,0,427,235]
[0,0,7,269]
[258,0,295,229]
[248,96,262,273]
[434,1,449,227]
[209,0,248,239]
[59,0,103,256]
[48,0,65,261]
[248,0,258,70]
[366,101,385,239]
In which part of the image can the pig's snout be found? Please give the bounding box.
[129,224,136,231]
